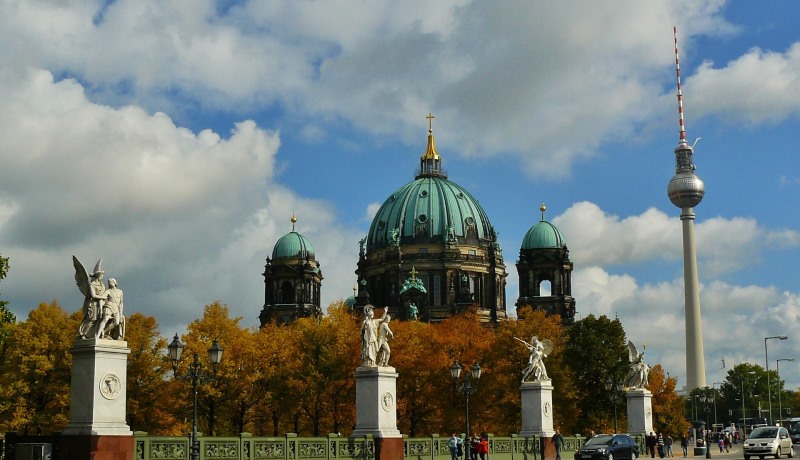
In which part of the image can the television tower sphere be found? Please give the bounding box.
[667,145,705,209]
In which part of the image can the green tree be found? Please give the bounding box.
[718,363,771,428]
[563,314,628,433]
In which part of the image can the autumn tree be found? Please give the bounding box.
[484,308,577,435]
[125,312,182,434]
[0,254,16,428]
[177,301,249,437]
[283,303,359,435]
[647,364,690,437]
[252,321,298,435]
[0,302,77,434]
[392,318,448,436]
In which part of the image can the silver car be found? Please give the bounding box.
[744,426,795,459]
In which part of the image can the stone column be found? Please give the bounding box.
[60,338,134,460]
[353,366,402,460]
[520,380,555,437]
[626,388,654,435]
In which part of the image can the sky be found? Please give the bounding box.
[1,1,800,399]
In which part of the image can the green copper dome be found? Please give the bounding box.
[521,220,565,249]
[272,216,316,259]
[366,176,495,251]
[521,203,566,250]
[366,123,497,252]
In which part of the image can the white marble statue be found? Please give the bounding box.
[361,305,390,367]
[376,314,394,366]
[73,256,126,340]
[96,278,125,340]
[516,335,554,382]
[624,340,650,389]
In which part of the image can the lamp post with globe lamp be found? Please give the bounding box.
[604,378,624,433]
[168,334,224,460]
[451,361,481,460]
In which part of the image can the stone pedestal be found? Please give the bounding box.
[626,388,653,435]
[61,338,133,459]
[352,366,402,460]
[520,380,554,437]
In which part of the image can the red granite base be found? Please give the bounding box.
[541,437,555,460]
[376,437,404,460]
[59,434,134,460]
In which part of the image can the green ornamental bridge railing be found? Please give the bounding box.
[2,432,645,460]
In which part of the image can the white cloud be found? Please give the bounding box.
[553,202,800,275]
[689,43,800,124]
[0,0,743,178]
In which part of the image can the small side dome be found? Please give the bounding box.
[272,216,316,259]
[521,203,566,249]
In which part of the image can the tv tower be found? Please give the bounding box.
[667,27,707,390]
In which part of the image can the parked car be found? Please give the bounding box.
[575,434,640,460]
[743,426,794,459]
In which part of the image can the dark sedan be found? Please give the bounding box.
[575,434,640,460]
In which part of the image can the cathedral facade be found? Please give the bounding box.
[260,116,576,325]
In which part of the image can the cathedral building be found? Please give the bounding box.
[261,115,575,325]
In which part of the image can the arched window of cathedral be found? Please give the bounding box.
[538,280,552,297]
[280,281,295,304]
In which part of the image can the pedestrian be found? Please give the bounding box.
[680,435,688,458]
[724,433,731,453]
[448,433,463,460]
[647,432,657,458]
[666,435,673,457]
[470,434,479,460]
[657,433,665,458]
[553,427,564,460]
[717,437,724,453]
[478,436,489,460]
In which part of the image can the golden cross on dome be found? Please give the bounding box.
[409,266,418,280]
[426,113,435,131]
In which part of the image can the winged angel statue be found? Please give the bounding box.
[73,256,125,340]
[624,340,650,389]
[515,336,554,382]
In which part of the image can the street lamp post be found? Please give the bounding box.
[765,335,788,425]
[168,333,224,460]
[604,378,624,433]
[776,358,795,426]
[451,361,482,460]
[740,371,757,437]
[711,383,723,431]
[698,388,714,459]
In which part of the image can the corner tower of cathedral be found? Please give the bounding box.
[355,114,507,323]
[515,203,575,324]
[260,215,323,325]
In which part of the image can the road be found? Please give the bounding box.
[647,444,793,460]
